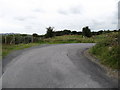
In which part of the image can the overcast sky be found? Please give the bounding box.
[0,0,119,35]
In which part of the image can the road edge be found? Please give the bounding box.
[2,44,52,73]
[83,48,119,80]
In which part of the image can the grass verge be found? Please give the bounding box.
[2,43,40,58]
[89,32,119,70]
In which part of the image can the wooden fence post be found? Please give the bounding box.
[5,36,7,44]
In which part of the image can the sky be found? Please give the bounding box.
[0,0,119,35]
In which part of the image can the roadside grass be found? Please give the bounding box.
[2,43,40,58]
[89,32,119,69]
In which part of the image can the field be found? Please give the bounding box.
[39,34,107,44]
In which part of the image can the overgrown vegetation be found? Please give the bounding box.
[89,32,119,69]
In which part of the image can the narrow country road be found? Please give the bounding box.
[2,43,118,88]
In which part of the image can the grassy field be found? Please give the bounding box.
[42,35,94,43]
[89,32,119,69]
[40,34,107,44]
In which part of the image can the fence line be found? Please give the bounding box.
[2,35,40,45]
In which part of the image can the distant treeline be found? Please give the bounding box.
[44,26,119,38]
[52,29,118,36]
[1,26,119,45]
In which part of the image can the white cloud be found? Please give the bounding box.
[0,0,119,34]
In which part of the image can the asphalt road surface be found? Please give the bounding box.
[2,43,118,88]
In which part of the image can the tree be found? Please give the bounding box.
[82,26,92,37]
[32,33,38,37]
[45,27,54,38]
[71,31,77,35]
[98,30,103,35]
[62,30,71,35]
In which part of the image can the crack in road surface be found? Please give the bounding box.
[2,43,118,88]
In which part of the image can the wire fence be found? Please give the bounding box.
[2,35,41,44]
